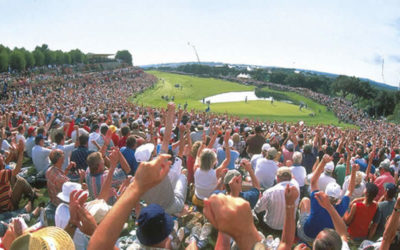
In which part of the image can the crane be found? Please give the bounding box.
[188,42,200,64]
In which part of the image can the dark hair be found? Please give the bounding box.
[365,182,379,203]
[313,229,342,250]
[126,135,136,148]
[79,134,89,146]
[100,125,108,135]
[54,132,65,144]
[17,125,24,132]
[37,127,45,135]
[121,126,130,136]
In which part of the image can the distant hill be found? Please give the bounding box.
[141,61,398,91]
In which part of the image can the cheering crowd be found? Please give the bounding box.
[0,66,400,250]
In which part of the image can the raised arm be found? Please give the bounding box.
[98,149,118,201]
[315,191,349,242]
[88,154,172,250]
[311,154,331,192]
[278,184,299,250]
[216,129,231,177]
[241,159,260,190]
[345,163,357,197]
[161,102,175,154]
[11,140,24,177]
[380,197,400,250]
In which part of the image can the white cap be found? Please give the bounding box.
[135,143,155,162]
[85,199,111,224]
[223,139,234,148]
[261,143,271,151]
[324,161,335,172]
[325,182,341,199]
[57,182,82,203]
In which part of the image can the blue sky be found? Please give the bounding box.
[1,0,400,86]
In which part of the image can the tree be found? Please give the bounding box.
[33,49,45,66]
[63,53,71,64]
[44,50,56,65]
[24,51,35,69]
[55,50,65,65]
[69,49,84,64]
[115,50,133,65]
[9,50,26,71]
[269,71,287,84]
[0,50,8,72]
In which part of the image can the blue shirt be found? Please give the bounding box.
[120,147,138,175]
[304,190,350,238]
[70,146,95,171]
[216,148,239,170]
[213,188,260,209]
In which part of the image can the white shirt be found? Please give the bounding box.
[255,159,278,189]
[169,157,182,188]
[341,173,366,201]
[306,172,336,192]
[290,165,307,187]
[16,133,26,146]
[55,203,89,250]
[25,136,35,158]
[1,140,10,151]
[194,168,217,200]
[71,128,89,143]
[56,143,75,171]
[250,154,262,170]
[254,180,299,230]
[88,132,100,152]
[32,145,51,173]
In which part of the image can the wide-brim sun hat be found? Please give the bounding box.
[10,226,74,250]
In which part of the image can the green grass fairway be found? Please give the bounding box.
[133,71,349,126]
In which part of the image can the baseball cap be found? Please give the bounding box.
[384,183,397,197]
[277,167,292,178]
[135,143,155,162]
[261,143,271,151]
[35,134,46,144]
[379,159,391,171]
[224,169,241,185]
[223,139,234,148]
[325,182,341,199]
[136,204,173,246]
[267,148,278,158]
[27,127,35,136]
[286,141,294,151]
[324,161,335,172]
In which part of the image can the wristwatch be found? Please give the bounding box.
[395,208,400,213]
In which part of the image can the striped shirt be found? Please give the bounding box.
[254,180,299,230]
[0,169,12,212]
[85,168,126,201]
[46,166,70,206]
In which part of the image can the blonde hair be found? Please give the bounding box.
[190,141,202,158]
[200,148,217,171]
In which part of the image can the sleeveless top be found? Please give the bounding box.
[348,202,377,238]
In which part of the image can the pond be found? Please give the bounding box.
[202,91,272,104]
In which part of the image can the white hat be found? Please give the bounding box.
[57,182,82,203]
[262,143,271,151]
[324,161,335,172]
[223,139,233,148]
[85,199,111,224]
[325,182,341,199]
[135,143,155,162]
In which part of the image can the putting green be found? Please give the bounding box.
[132,71,348,126]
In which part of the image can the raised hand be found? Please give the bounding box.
[133,154,172,194]
[284,184,299,206]
[314,191,332,210]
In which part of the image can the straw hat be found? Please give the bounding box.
[10,226,74,250]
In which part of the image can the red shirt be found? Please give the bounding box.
[45,166,69,206]
[374,172,395,201]
[111,133,120,146]
[118,136,128,148]
[348,202,377,238]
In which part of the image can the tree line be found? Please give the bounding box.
[0,44,133,72]
[159,64,400,120]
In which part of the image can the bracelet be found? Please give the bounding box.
[286,204,295,209]
[67,222,77,229]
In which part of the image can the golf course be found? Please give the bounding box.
[134,71,347,126]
